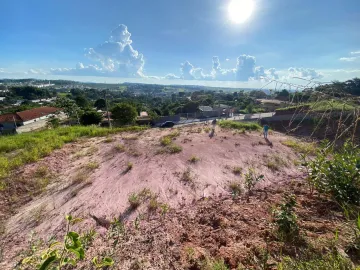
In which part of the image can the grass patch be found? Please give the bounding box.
[113,144,125,152]
[123,135,138,140]
[72,171,88,185]
[188,155,200,164]
[282,139,316,155]
[265,155,287,171]
[0,125,146,179]
[277,100,357,112]
[85,161,99,171]
[167,144,182,154]
[103,137,115,143]
[160,136,172,146]
[33,165,49,178]
[218,120,261,131]
[181,168,194,184]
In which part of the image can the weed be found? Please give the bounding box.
[160,203,170,216]
[72,172,88,185]
[244,167,264,195]
[209,259,229,270]
[80,229,97,250]
[36,177,50,192]
[204,127,211,133]
[33,165,49,178]
[124,162,133,173]
[103,137,115,143]
[92,256,114,268]
[114,144,125,152]
[148,197,159,212]
[229,181,243,198]
[273,194,299,240]
[128,192,140,209]
[86,146,98,156]
[160,136,172,146]
[167,144,182,154]
[185,247,195,260]
[346,213,360,257]
[181,168,194,184]
[282,139,316,155]
[232,166,242,175]
[265,155,286,171]
[86,161,99,171]
[127,148,141,157]
[278,251,353,270]
[188,155,200,163]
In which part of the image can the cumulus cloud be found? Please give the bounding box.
[51,24,145,78]
[288,67,323,79]
[174,55,279,82]
[350,51,360,55]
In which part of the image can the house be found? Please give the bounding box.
[0,106,61,131]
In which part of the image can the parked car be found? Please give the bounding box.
[160,121,175,128]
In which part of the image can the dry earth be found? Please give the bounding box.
[0,125,349,269]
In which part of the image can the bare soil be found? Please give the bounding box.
[0,125,341,269]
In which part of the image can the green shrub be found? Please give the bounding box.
[218,120,261,131]
[273,194,299,240]
[244,167,264,195]
[306,142,360,205]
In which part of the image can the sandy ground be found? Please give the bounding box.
[0,125,304,267]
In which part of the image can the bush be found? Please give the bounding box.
[111,103,138,126]
[80,110,103,126]
[273,194,299,240]
[306,142,360,205]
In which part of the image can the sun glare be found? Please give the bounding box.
[228,0,255,24]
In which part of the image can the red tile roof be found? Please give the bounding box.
[16,107,61,122]
[0,113,22,123]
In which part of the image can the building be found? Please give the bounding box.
[0,106,61,131]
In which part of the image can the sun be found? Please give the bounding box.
[228,0,255,24]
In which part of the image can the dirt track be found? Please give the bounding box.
[0,125,304,267]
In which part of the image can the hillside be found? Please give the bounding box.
[0,124,358,269]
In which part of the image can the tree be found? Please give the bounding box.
[111,103,137,125]
[94,98,106,110]
[55,97,81,123]
[75,95,89,108]
[80,110,103,126]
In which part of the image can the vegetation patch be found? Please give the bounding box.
[282,139,316,155]
[113,144,125,153]
[232,166,242,175]
[0,125,145,179]
[188,155,200,164]
[265,155,287,171]
[218,120,261,131]
[228,181,243,198]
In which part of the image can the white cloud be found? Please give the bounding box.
[339,57,359,62]
[288,67,323,79]
[26,69,47,75]
[51,24,145,78]
[350,51,360,55]
[165,73,180,80]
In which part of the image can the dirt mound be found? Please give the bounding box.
[0,125,304,267]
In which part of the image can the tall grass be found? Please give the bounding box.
[218,120,261,131]
[0,125,146,179]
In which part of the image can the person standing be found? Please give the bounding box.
[263,124,269,139]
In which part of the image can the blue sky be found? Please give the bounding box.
[1,0,359,87]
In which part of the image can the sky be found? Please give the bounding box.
[0,0,359,88]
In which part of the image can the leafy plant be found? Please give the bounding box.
[92,256,114,268]
[229,181,243,198]
[273,194,299,240]
[244,167,264,195]
[128,192,140,209]
[306,142,360,205]
[22,215,85,269]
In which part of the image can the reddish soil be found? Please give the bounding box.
[0,125,320,268]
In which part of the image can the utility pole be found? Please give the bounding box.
[104,89,112,129]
